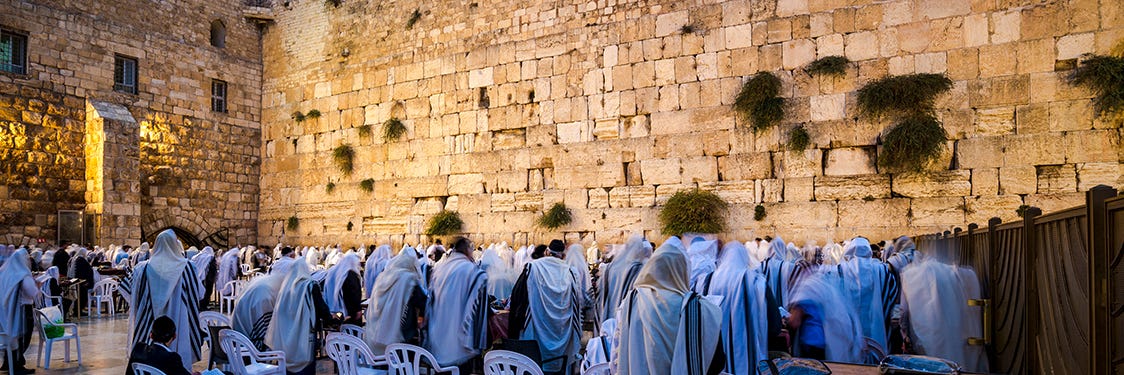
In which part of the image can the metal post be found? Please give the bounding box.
[1086,185,1116,374]
[1022,206,1041,374]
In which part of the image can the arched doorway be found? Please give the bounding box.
[143,226,204,249]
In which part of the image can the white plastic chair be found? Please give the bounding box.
[199,311,232,350]
[132,363,167,375]
[583,362,612,375]
[220,280,246,315]
[34,310,82,369]
[87,279,118,316]
[219,329,285,375]
[484,350,544,375]
[340,324,364,340]
[241,264,253,278]
[1,333,15,375]
[325,332,384,375]
[384,343,459,375]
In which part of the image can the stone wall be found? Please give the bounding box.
[258,0,1123,247]
[0,0,263,247]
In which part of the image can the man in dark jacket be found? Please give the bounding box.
[126,316,198,375]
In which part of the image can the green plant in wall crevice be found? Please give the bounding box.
[857,73,953,172]
[537,202,573,230]
[333,144,355,175]
[733,71,785,132]
[1070,55,1124,118]
[383,117,407,142]
[292,111,306,123]
[425,210,464,236]
[406,9,422,29]
[805,55,850,77]
[326,181,336,194]
[857,73,952,118]
[358,124,372,138]
[360,178,375,193]
[877,113,948,173]
[659,189,729,236]
[787,125,811,152]
[754,204,767,221]
[305,109,322,119]
[287,216,299,231]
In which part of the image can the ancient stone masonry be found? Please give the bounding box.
[1,0,262,247]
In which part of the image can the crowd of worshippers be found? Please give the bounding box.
[0,229,987,375]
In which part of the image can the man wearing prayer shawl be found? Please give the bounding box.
[508,240,583,373]
[126,229,204,370]
[323,252,364,324]
[266,258,336,374]
[192,246,218,309]
[0,249,41,374]
[271,246,296,274]
[564,243,592,309]
[365,247,428,354]
[705,241,768,375]
[759,236,810,351]
[686,237,719,294]
[184,246,199,261]
[115,246,131,266]
[424,237,488,371]
[216,247,241,297]
[52,245,71,280]
[786,270,864,363]
[365,245,393,298]
[886,236,917,273]
[69,247,95,316]
[595,235,652,325]
[232,255,292,350]
[479,246,516,301]
[831,237,899,361]
[899,255,988,372]
[617,237,724,375]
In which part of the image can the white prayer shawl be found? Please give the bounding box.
[365,245,393,298]
[271,256,295,275]
[834,238,898,356]
[0,249,33,342]
[687,239,718,294]
[761,237,799,307]
[185,246,199,261]
[325,247,342,268]
[822,243,845,265]
[618,238,721,375]
[584,242,600,265]
[519,257,583,372]
[323,253,361,316]
[564,244,591,307]
[232,263,286,347]
[707,242,768,375]
[901,257,989,372]
[479,247,516,300]
[513,246,530,272]
[192,246,215,284]
[127,229,203,370]
[581,319,618,369]
[788,270,864,363]
[365,248,421,354]
[887,236,917,272]
[265,260,316,372]
[305,247,321,268]
[597,235,651,324]
[38,266,61,306]
[217,248,241,296]
[424,252,488,367]
[744,241,762,268]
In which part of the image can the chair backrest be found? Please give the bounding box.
[92,279,118,296]
[339,324,364,339]
[583,362,612,375]
[199,311,232,328]
[384,343,442,375]
[484,350,544,375]
[132,363,168,375]
[33,310,50,340]
[241,264,251,273]
[219,328,263,373]
[325,332,379,375]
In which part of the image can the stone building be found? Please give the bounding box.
[1,0,262,247]
[2,0,1122,248]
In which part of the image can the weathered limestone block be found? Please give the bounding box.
[844,31,879,61]
[491,193,515,212]
[657,11,689,37]
[777,149,822,178]
[1056,33,1094,60]
[974,107,1015,136]
[810,93,846,122]
[910,197,967,228]
[699,180,757,204]
[608,186,631,208]
[839,198,911,228]
[588,188,609,209]
[824,147,877,176]
[1024,192,1085,213]
[1076,162,1121,191]
[965,194,1022,224]
[1003,133,1067,166]
[969,76,1029,108]
[892,170,972,198]
[971,168,1000,196]
[814,175,891,201]
[761,179,783,203]
[783,177,814,202]
[998,165,1037,195]
[630,186,657,208]
[955,136,1003,169]
[718,152,772,181]
[770,201,839,229]
[1036,164,1077,194]
[448,173,484,195]
[681,156,718,183]
[641,158,682,185]
[1065,130,1119,163]
[782,39,816,70]
[513,192,543,211]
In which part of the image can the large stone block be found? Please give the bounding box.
[448,173,485,195]
[1064,130,1119,164]
[971,168,1000,196]
[1076,162,1121,191]
[910,197,966,228]
[892,170,972,198]
[769,201,839,229]
[783,177,814,202]
[1024,193,1085,213]
[839,198,911,228]
[777,149,822,178]
[640,158,682,185]
[814,175,891,201]
[1036,164,1077,194]
[824,147,876,176]
[965,194,1023,224]
[809,93,846,122]
[974,107,1015,136]
[717,153,773,181]
[999,165,1037,195]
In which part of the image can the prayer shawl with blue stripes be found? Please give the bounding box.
[126,229,204,371]
[706,241,768,375]
[424,251,488,367]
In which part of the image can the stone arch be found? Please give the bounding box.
[141,208,216,248]
[209,19,226,48]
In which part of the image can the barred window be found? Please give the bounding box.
[211,79,228,113]
[0,28,28,75]
[114,54,138,94]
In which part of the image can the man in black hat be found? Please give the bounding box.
[126,316,197,375]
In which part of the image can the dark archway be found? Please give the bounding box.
[209,19,226,48]
[143,226,204,249]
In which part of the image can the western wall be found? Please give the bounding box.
[258,0,1123,247]
[1,0,263,247]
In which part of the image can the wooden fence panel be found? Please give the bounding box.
[1032,210,1089,374]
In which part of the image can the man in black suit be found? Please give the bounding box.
[125,316,197,375]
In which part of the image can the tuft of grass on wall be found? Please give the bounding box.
[754,204,766,221]
[358,124,372,138]
[360,178,375,193]
[406,9,421,29]
[878,114,948,172]
[857,73,953,118]
[287,216,299,231]
[1071,55,1124,117]
[292,111,306,123]
[425,210,463,236]
[346,221,354,231]
[326,182,336,193]
[536,202,573,230]
[383,117,407,142]
[333,144,355,175]
[305,109,321,119]
[659,189,729,236]
[787,125,811,151]
[324,0,341,7]
[805,55,850,77]
[733,72,786,132]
